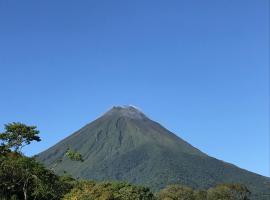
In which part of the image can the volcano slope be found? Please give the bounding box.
[36,106,270,199]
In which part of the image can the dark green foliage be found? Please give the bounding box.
[65,147,84,162]
[0,155,72,200]
[0,145,10,158]
[63,180,156,200]
[157,183,250,200]
[158,185,195,200]
[207,184,251,200]
[0,122,40,152]
[193,190,207,200]
[36,106,270,200]
[0,123,72,200]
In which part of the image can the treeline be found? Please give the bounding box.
[62,181,250,200]
[0,123,251,200]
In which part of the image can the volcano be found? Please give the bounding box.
[36,106,270,199]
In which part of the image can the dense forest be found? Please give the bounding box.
[0,123,251,200]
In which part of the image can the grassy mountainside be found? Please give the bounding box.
[36,106,270,200]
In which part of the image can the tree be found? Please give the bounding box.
[49,147,84,172]
[0,155,73,200]
[0,122,41,153]
[157,185,195,200]
[65,147,84,162]
[207,183,251,200]
[63,181,156,200]
[0,122,73,200]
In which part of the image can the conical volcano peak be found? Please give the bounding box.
[104,105,147,119]
[37,105,270,199]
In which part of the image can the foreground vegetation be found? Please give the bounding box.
[62,181,250,200]
[0,123,251,200]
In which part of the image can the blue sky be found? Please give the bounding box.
[0,0,269,176]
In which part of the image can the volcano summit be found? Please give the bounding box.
[37,106,270,199]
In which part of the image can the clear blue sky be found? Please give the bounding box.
[0,0,269,177]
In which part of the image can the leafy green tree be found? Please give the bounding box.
[157,185,195,200]
[65,147,84,162]
[207,183,251,200]
[0,155,73,200]
[63,181,156,200]
[0,122,41,153]
[0,122,73,200]
[49,147,84,172]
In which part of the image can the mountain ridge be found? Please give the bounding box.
[36,106,270,200]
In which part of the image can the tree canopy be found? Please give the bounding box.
[0,122,41,153]
[63,181,156,200]
[0,155,73,200]
[157,184,251,200]
[65,147,84,162]
[207,184,251,200]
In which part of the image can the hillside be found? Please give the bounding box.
[36,106,270,199]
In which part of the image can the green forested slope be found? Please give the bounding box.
[36,106,270,200]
